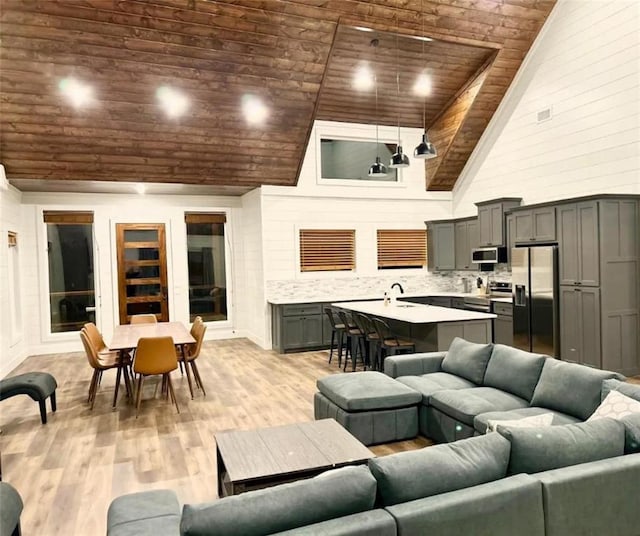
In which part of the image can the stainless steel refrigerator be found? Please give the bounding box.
[512,246,559,357]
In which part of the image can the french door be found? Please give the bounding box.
[116,223,169,325]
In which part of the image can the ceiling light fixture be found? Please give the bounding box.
[414,0,438,160]
[242,94,269,125]
[353,63,374,91]
[367,38,388,179]
[413,72,432,97]
[58,77,94,108]
[354,26,374,33]
[390,20,409,169]
[135,183,146,195]
[156,86,189,118]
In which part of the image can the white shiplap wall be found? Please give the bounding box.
[0,182,27,378]
[453,0,640,217]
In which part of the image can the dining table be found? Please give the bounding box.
[109,321,197,401]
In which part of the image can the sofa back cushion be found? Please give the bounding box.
[441,338,493,385]
[620,414,640,454]
[367,432,510,507]
[498,418,625,475]
[180,465,376,536]
[601,378,640,402]
[482,345,546,401]
[529,359,623,420]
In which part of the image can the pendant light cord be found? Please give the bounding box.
[396,20,401,145]
[421,0,426,132]
[373,38,380,158]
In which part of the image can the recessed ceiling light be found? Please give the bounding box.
[353,63,374,91]
[242,95,269,125]
[413,72,432,97]
[354,26,374,32]
[58,77,94,108]
[156,86,189,118]
[412,35,433,42]
[135,183,146,195]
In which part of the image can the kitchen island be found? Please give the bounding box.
[332,300,496,352]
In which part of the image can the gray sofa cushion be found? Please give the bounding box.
[317,371,421,411]
[395,372,475,403]
[0,482,23,536]
[386,474,545,536]
[272,510,396,536]
[180,465,377,536]
[440,338,493,385]
[107,489,181,536]
[474,407,580,434]
[601,378,640,402]
[498,418,625,475]
[536,452,640,536]
[367,433,510,507]
[620,413,640,454]
[384,352,447,378]
[529,359,623,420]
[482,345,545,401]
[430,387,529,426]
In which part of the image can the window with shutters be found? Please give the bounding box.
[8,231,21,344]
[377,230,427,269]
[299,229,355,272]
[185,212,228,322]
[44,211,96,333]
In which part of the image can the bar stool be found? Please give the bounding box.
[337,311,366,372]
[371,317,416,372]
[355,313,381,370]
[324,308,345,367]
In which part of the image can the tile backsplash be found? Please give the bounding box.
[266,268,511,302]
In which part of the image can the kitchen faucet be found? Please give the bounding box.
[391,282,404,294]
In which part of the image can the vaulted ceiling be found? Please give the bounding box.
[0,0,557,193]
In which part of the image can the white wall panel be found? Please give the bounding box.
[453,0,640,217]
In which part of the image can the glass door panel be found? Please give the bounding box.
[116,223,168,324]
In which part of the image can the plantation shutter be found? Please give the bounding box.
[377,230,427,268]
[184,213,227,224]
[8,231,17,247]
[300,229,355,272]
[43,211,94,224]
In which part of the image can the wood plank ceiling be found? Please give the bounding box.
[0,0,557,192]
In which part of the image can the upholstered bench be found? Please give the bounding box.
[314,371,421,445]
[0,372,57,424]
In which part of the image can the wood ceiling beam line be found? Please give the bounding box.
[292,18,340,185]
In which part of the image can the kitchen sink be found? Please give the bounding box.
[395,304,419,308]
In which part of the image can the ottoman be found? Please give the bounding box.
[0,372,58,424]
[314,371,422,445]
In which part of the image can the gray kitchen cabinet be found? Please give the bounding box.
[426,296,453,308]
[451,297,466,309]
[272,303,327,353]
[513,207,556,243]
[426,221,455,271]
[475,198,522,247]
[492,301,513,346]
[455,218,479,270]
[560,286,601,368]
[557,201,599,286]
[505,213,515,269]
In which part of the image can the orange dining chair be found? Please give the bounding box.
[133,336,179,417]
[129,314,158,324]
[80,328,132,409]
[177,317,207,398]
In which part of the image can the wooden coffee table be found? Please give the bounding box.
[215,419,375,496]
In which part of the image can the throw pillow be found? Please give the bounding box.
[588,389,640,421]
[498,418,625,475]
[441,337,493,385]
[601,378,640,403]
[486,412,554,433]
[620,413,640,454]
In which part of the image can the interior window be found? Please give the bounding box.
[320,139,398,181]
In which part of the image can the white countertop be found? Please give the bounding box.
[331,300,496,324]
[268,292,512,305]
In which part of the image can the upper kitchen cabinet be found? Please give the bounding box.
[426,220,455,271]
[557,201,599,286]
[475,198,522,247]
[512,207,556,243]
[455,218,479,270]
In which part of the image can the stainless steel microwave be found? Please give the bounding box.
[471,247,508,264]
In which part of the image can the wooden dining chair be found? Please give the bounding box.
[133,336,179,417]
[178,317,207,398]
[80,328,132,409]
[129,314,158,324]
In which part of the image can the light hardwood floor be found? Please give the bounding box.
[0,339,430,536]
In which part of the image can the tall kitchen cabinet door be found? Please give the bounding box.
[560,286,601,368]
[557,202,599,286]
[427,222,455,271]
[455,219,478,270]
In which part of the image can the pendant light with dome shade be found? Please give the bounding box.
[414,0,438,160]
[390,18,410,169]
[368,38,388,179]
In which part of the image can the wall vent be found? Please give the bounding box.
[537,107,553,123]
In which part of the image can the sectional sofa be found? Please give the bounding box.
[107,338,640,535]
